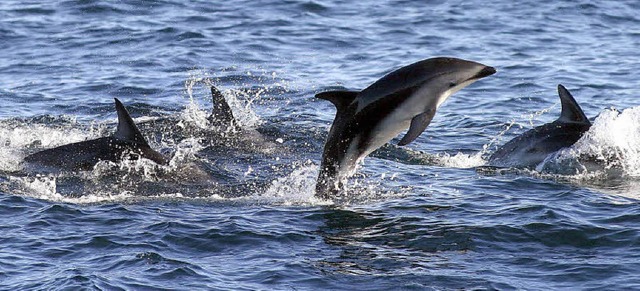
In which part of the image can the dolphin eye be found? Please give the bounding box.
[448,82,457,88]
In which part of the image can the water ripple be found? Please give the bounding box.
[2,0,640,289]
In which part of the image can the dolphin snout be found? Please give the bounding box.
[475,66,497,79]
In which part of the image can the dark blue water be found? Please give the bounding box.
[2,0,640,289]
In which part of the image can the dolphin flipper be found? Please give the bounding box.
[209,86,238,128]
[114,98,149,146]
[398,109,436,146]
[557,84,590,125]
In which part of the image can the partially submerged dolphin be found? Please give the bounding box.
[315,57,496,198]
[204,85,279,150]
[488,84,592,168]
[140,85,238,138]
[23,98,168,170]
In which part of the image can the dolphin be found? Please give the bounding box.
[23,98,168,171]
[315,57,496,198]
[487,84,591,168]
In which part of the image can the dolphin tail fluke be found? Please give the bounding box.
[209,86,238,128]
[557,84,590,125]
[113,98,149,146]
[398,109,436,146]
[315,90,359,114]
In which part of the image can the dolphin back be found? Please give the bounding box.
[488,84,592,168]
[356,57,483,111]
[557,84,590,125]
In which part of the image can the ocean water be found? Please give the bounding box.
[1,0,640,289]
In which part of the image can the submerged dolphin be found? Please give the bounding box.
[315,57,496,198]
[23,98,168,170]
[488,84,591,168]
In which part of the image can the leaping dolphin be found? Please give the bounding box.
[315,57,496,198]
[23,98,168,171]
[487,84,592,168]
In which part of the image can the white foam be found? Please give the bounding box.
[0,148,26,172]
[0,118,105,172]
[539,107,640,177]
[177,99,211,130]
[435,151,486,168]
[386,147,487,169]
[181,71,264,131]
[258,161,330,205]
[256,159,412,206]
[87,136,208,183]
[166,137,206,166]
[223,88,263,128]
[6,175,131,204]
[11,174,199,204]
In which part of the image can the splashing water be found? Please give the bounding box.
[0,117,106,172]
[259,161,326,205]
[436,151,486,168]
[482,101,559,156]
[539,107,640,177]
[181,70,264,130]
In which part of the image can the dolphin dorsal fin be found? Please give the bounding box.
[209,86,238,128]
[557,84,590,125]
[315,90,359,114]
[113,98,149,146]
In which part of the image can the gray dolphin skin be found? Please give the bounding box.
[488,84,591,168]
[315,57,496,198]
[23,98,168,170]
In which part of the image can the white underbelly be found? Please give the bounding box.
[365,93,432,155]
[366,116,411,155]
[335,85,454,177]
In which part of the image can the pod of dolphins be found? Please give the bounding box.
[20,57,597,200]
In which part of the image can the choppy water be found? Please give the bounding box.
[2,0,640,289]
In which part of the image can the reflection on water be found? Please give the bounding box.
[316,208,473,277]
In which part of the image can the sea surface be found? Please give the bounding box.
[1,0,640,290]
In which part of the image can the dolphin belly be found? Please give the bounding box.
[364,117,412,157]
[368,88,445,152]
